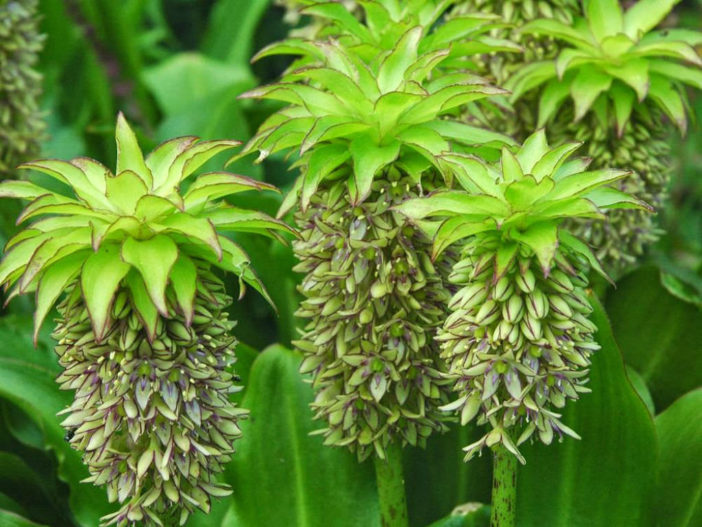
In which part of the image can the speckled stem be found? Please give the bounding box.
[490,445,517,527]
[374,443,409,527]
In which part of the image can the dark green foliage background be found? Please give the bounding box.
[0,1,699,526]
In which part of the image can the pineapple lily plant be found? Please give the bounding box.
[0,115,294,526]
[397,130,650,524]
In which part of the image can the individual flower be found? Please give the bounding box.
[0,114,295,526]
[396,130,651,462]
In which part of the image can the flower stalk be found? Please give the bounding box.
[490,445,517,527]
[374,442,409,527]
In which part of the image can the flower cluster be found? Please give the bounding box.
[0,115,293,525]
[397,130,650,461]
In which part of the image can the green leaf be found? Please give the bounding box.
[511,222,559,273]
[154,213,222,260]
[349,136,401,204]
[624,0,681,39]
[649,60,702,90]
[496,242,519,278]
[538,78,572,127]
[301,144,351,209]
[585,0,623,42]
[202,0,270,65]
[558,230,609,280]
[516,297,657,526]
[423,121,515,148]
[183,172,276,209]
[0,181,54,201]
[500,148,524,183]
[142,53,254,116]
[225,345,380,527]
[104,170,148,215]
[520,19,596,49]
[121,235,178,316]
[650,389,702,526]
[0,509,47,527]
[169,255,197,326]
[161,140,241,193]
[115,113,152,188]
[603,59,649,101]
[125,271,159,341]
[547,169,630,201]
[34,250,89,343]
[377,27,421,93]
[145,137,198,188]
[18,160,110,210]
[571,66,613,121]
[505,61,557,102]
[531,142,583,182]
[80,244,130,341]
[648,75,687,132]
[395,191,508,220]
[610,81,636,135]
[606,266,702,410]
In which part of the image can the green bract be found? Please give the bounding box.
[506,0,702,133]
[397,130,651,462]
[240,0,516,211]
[0,114,294,526]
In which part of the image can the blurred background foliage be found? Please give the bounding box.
[0,0,699,526]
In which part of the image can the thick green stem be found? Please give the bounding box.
[490,445,517,527]
[374,443,409,527]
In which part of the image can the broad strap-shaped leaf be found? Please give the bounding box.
[80,244,130,341]
[121,235,178,316]
[183,172,277,209]
[571,66,613,121]
[153,214,222,260]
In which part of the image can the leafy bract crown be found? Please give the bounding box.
[396,130,651,275]
[506,0,702,134]
[0,114,295,343]
[240,0,516,212]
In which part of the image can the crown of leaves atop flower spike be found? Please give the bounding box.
[239,3,515,212]
[263,0,521,69]
[396,130,652,270]
[0,113,295,343]
[505,0,702,134]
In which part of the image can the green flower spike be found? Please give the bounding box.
[504,0,702,274]
[0,114,295,526]
[240,0,514,461]
[396,130,652,463]
[0,0,45,178]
